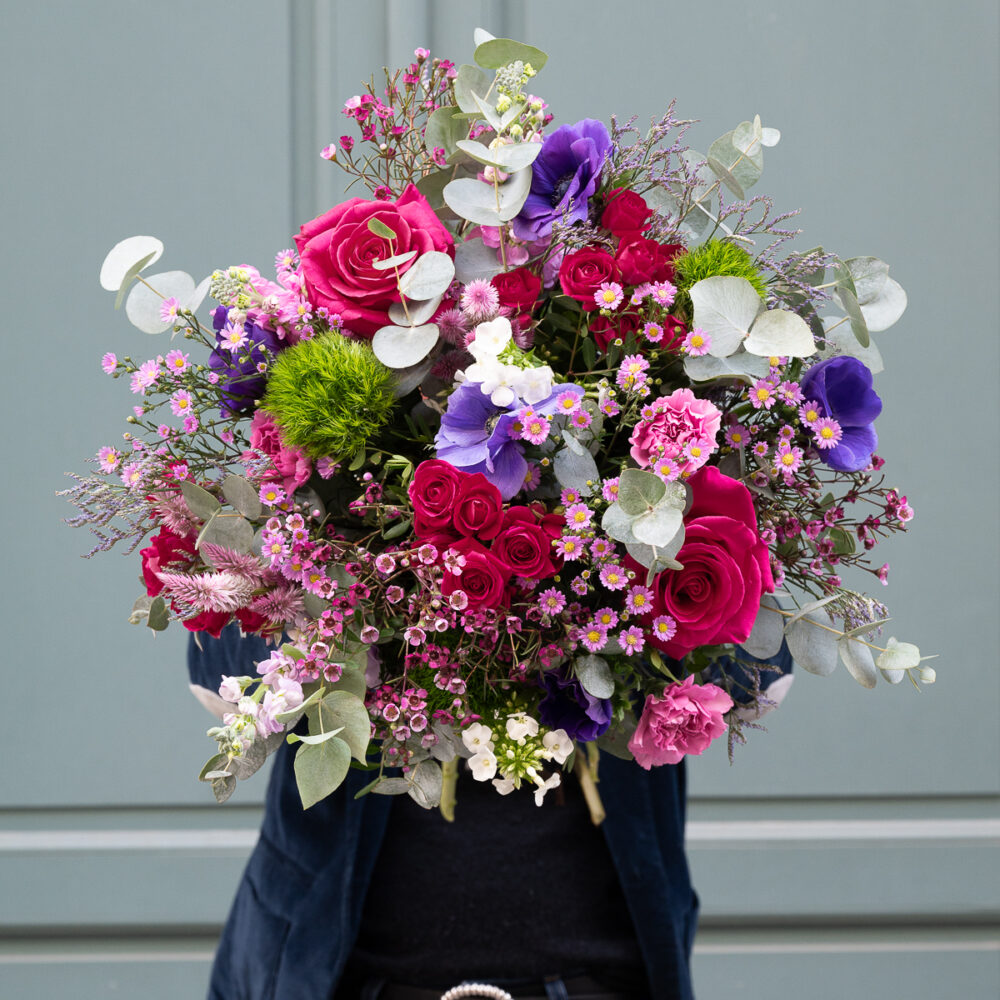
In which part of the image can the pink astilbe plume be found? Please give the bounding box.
[200,543,266,585]
[248,584,306,623]
[156,571,256,614]
[151,492,200,538]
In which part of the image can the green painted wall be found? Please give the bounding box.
[2,1,997,996]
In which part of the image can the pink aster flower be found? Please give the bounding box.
[120,462,146,488]
[777,380,804,404]
[564,503,594,531]
[555,535,586,561]
[798,400,823,427]
[101,352,117,374]
[625,585,654,615]
[811,417,843,449]
[518,409,551,445]
[164,349,189,375]
[725,424,750,449]
[182,415,199,434]
[599,563,628,591]
[749,379,778,410]
[570,409,593,431]
[616,354,650,393]
[555,390,581,416]
[570,576,589,596]
[652,615,677,642]
[580,624,608,653]
[159,297,181,324]
[220,322,248,353]
[275,248,297,274]
[652,456,680,482]
[752,440,769,460]
[650,281,676,307]
[619,625,646,655]
[560,488,582,506]
[594,281,624,310]
[537,588,566,615]
[775,441,804,478]
[681,328,711,356]
[523,461,541,491]
[170,389,193,417]
[601,477,620,503]
[590,538,614,560]
[97,446,121,473]
[599,395,621,417]
[259,483,286,506]
[641,321,664,343]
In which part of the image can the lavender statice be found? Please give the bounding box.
[58,471,156,556]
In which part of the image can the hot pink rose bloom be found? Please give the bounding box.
[245,410,312,495]
[629,388,722,471]
[628,676,734,768]
[294,184,453,338]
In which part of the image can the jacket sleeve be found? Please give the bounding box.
[702,639,795,721]
[187,624,274,719]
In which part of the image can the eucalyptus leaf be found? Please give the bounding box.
[875,637,922,673]
[844,256,889,304]
[497,166,532,220]
[617,468,667,516]
[732,118,763,157]
[473,27,496,47]
[211,773,237,803]
[575,654,615,699]
[372,249,418,271]
[597,713,638,760]
[818,322,884,375]
[302,592,330,619]
[784,612,839,677]
[454,64,493,114]
[415,169,451,210]
[832,262,870,348]
[146,595,169,632]
[631,505,683,548]
[553,441,599,496]
[408,758,444,809]
[388,293,442,328]
[294,738,351,809]
[625,530,685,575]
[838,634,878,689]
[424,105,465,157]
[785,593,838,628]
[468,92,502,132]
[101,235,164,291]
[316,691,371,762]
[221,474,262,520]
[372,323,440,368]
[199,754,230,782]
[708,127,763,196]
[179,480,220,520]
[602,502,639,544]
[398,251,455,301]
[187,276,212,315]
[113,251,159,309]
[760,127,781,146]
[741,595,786,659]
[689,276,762,357]
[125,270,197,334]
[287,727,346,745]
[392,358,434,397]
[684,349,770,385]
[128,594,154,625]
[199,514,255,554]
[454,238,503,283]
[370,776,413,796]
[367,218,396,240]
[227,739,269,779]
[860,277,907,332]
[443,177,502,226]
[745,309,817,358]
[473,38,548,71]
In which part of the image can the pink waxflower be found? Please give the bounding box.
[629,388,721,472]
[628,676,733,769]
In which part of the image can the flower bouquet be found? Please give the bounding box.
[65,28,933,816]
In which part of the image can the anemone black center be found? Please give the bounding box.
[551,172,576,206]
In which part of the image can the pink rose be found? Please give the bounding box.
[245,410,312,495]
[629,388,721,471]
[627,466,775,658]
[294,184,454,338]
[628,676,734,768]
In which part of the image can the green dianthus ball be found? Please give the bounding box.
[673,239,768,299]
[261,333,397,461]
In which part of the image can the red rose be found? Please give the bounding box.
[558,248,620,310]
[453,474,505,540]
[410,459,464,536]
[491,267,542,330]
[182,610,230,639]
[140,525,197,596]
[294,184,454,338]
[601,188,653,241]
[590,311,641,352]
[615,238,683,286]
[631,466,774,658]
[493,506,559,579]
[441,538,511,609]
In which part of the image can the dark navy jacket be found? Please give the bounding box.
[189,628,792,1000]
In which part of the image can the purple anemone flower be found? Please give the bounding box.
[435,380,584,500]
[800,356,882,472]
[210,306,284,415]
[538,665,613,742]
[512,119,611,242]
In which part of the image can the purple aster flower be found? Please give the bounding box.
[538,664,613,742]
[209,305,284,415]
[800,356,882,472]
[512,119,611,241]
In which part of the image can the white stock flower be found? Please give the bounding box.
[533,772,561,806]
[542,728,573,764]
[218,675,243,703]
[516,365,555,405]
[492,775,517,795]
[505,712,539,741]
[461,722,495,754]
[469,750,498,781]
[469,316,512,358]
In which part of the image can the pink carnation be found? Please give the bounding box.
[628,676,734,769]
[629,388,721,471]
[245,410,312,496]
